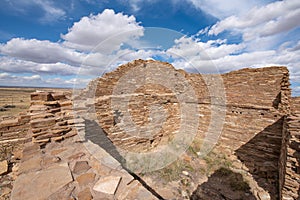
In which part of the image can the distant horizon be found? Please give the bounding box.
[2,62,299,97]
[0,85,75,89]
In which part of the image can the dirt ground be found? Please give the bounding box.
[0,87,72,118]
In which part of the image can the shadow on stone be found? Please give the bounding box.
[83,119,126,165]
[190,167,255,200]
[235,117,284,200]
[83,119,165,200]
[272,92,281,109]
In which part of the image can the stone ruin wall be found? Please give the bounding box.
[29,92,78,144]
[0,91,79,161]
[0,113,30,161]
[0,59,299,199]
[93,59,296,199]
[215,66,290,199]
[94,61,184,152]
[280,97,300,199]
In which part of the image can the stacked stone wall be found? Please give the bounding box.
[0,113,30,160]
[93,59,292,199]
[280,97,300,199]
[29,92,77,143]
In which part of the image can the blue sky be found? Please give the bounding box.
[0,0,299,96]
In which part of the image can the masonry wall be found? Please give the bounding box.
[190,66,291,199]
[280,97,300,199]
[94,60,184,152]
[93,59,292,199]
[2,60,288,199]
[0,91,80,160]
[29,92,77,143]
[0,114,30,160]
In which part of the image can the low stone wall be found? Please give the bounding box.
[29,92,78,143]
[0,91,79,160]
[0,113,30,160]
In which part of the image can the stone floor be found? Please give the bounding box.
[9,133,158,200]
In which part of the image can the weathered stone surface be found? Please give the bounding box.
[68,152,86,160]
[0,118,19,127]
[26,91,77,143]
[30,117,56,128]
[31,92,53,101]
[52,92,68,101]
[11,163,73,200]
[19,155,42,174]
[30,113,54,120]
[280,97,300,200]
[89,59,291,199]
[76,173,96,186]
[93,176,121,195]
[73,161,91,174]
[77,188,93,200]
[21,143,40,160]
[0,160,8,175]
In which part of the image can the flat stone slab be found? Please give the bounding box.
[11,163,73,200]
[76,173,96,186]
[19,155,42,174]
[30,117,56,128]
[0,118,19,127]
[73,161,91,174]
[93,175,122,195]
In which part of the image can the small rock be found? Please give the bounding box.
[258,191,271,200]
[0,160,8,175]
[73,161,91,175]
[93,176,122,195]
[182,171,189,176]
[181,190,188,198]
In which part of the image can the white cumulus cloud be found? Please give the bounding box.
[0,38,84,65]
[61,9,144,52]
[208,0,300,41]
[0,56,79,76]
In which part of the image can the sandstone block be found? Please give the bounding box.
[51,92,67,101]
[93,175,122,195]
[11,163,73,200]
[31,92,53,101]
[73,161,91,175]
[31,113,54,120]
[60,101,73,107]
[0,118,19,127]
[30,118,56,128]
